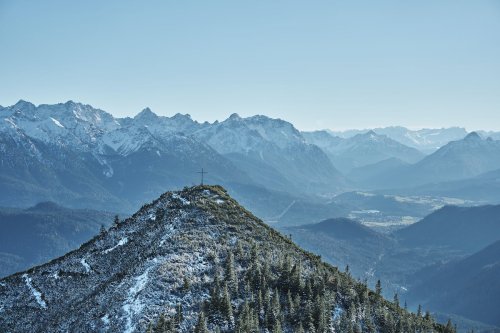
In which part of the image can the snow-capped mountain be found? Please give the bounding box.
[0,100,348,215]
[192,114,345,193]
[0,101,248,212]
[0,185,451,333]
[329,126,469,153]
[303,130,424,173]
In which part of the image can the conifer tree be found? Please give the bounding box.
[375,280,382,296]
[194,311,208,333]
[221,283,234,326]
[225,252,238,293]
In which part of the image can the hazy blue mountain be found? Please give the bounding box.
[395,204,500,254]
[347,157,410,186]
[281,217,392,288]
[329,126,468,153]
[408,240,500,327]
[396,168,500,204]
[303,130,424,173]
[362,132,500,189]
[0,202,115,277]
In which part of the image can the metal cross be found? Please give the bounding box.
[197,168,208,185]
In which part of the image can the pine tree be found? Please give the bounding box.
[375,280,382,296]
[194,311,208,333]
[393,293,399,308]
[183,277,190,292]
[272,319,283,333]
[225,251,238,293]
[222,283,234,326]
[99,224,106,234]
[176,303,183,326]
[113,215,120,227]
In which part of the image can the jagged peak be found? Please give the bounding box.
[134,107,158,120]
[171,113,193,121]
[13,99,35,109]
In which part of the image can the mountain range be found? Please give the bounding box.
[303,130,424,173]
[0,100,344,217]
[328,126,472,153]
[356,132,500,189]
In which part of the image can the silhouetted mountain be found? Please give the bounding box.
[0,203,115,277]
[398,168,500,204]
[348,157,410,186]
[408,241,500,327]
[395,204,500,254]
[282,218,391,282]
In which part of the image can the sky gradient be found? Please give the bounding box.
[1,0,499,130]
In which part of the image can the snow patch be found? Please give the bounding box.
[81,258,91,273]
[101,314,110,326]
[215,199,225,205]
[4,118,17,128]
[332,306,343,321]
[122,260,157,333]
[23,274,47,309]
[103,237,128,254]
[172,193,190,205]
[50,117,64,128]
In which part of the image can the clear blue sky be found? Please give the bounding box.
[1,0,499,130]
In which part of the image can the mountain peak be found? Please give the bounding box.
[0,184,450,333]
[227,112,241,120]
[464,131,481,141]
[26,201,65,212]
[13,99,35,109]
[134,107,158,120]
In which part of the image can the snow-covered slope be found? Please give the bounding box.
[0,101,248,212]
[0,186,450,333]
[193,114,345,193]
